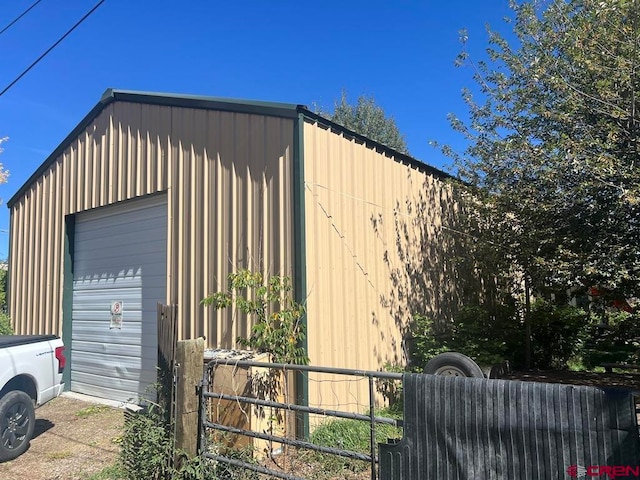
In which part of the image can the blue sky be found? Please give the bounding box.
[0,0,515,259]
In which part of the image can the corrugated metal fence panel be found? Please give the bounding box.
[379,374,640,480]
[71,195,167,402]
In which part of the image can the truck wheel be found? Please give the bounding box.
[424,352,485,378]
[0,391,36,462]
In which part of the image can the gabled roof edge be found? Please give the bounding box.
[7,89,304,208]
[106,88,303,118]
[7,94,112,208]
[8,89,454,209]
[297,108,454,181]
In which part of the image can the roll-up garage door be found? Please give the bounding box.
[71,194,167,402]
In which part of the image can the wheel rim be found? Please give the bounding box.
[1,402,30,450]
[434,365,467,376]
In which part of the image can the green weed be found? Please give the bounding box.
[76,404,111,418]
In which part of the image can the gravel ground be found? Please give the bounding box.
[0,395,124,480]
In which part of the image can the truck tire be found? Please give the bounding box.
[424,352,485,378]
[0,391,36,462]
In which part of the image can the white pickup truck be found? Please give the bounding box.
[0,335,65,462]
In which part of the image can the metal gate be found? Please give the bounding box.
[199,364,640,480]
[198,358,403,480]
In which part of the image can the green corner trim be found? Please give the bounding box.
[6,212,13,326]
[61,215,75,390]
[293,113,309,440]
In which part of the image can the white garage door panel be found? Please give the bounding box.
[71,372,151,402]
[71,340,156,359]
[71,351,158,381]
[73,250,167,271]
[71,195,167,403]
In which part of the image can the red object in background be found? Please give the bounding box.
[588,287,634,313]
[612,299,633,313]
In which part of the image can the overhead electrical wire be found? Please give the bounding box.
[0,0,43,37]
[0,0,106,98]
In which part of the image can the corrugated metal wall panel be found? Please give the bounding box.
[9,102,294,358]
[9,102,170,336]
[172,110,294,346]
[303,119,470,411]
[380,375,640,480]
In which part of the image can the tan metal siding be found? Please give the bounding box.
[303,119,463,410]
[9,102,170,336]
[172,110,294,346]
[9,103,294,350]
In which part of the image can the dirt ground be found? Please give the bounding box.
[0,395,124,480]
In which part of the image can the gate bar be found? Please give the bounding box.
[204,391,401,426]
[207,358,404,380]
[204,420,373,462]
[369,375,377,480]
[204,452,305,480]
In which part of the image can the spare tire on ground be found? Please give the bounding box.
[423,352,485,378]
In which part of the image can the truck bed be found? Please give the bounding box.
[0,335,58,349]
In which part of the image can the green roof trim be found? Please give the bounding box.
[61,214,75,391]
[7,88,453,208]
[101,88,304,119]
[299,109,455,182]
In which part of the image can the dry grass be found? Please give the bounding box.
[0,396,124,480]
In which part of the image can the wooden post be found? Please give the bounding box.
[174,337,204,457]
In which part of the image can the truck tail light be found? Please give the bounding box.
[55,346,66,374]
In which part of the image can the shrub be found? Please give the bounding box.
[376,363,405,414]
[528,300,589,369]
[408,303,521,369]
[120,404,173,480]
[449,304,522,367]
[408,301,589,371]
[120,402,221,480]
[202,270,308,365]
[406,315,449,368]
[0,313,12,335]
[582,311,640,368]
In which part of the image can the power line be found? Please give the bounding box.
[0,0,43,37]
[0,0,106,98]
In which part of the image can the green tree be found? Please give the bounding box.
[322,92,409,153]
[442,0,640,303]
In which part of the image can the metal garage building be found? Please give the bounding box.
[7,89,467,406]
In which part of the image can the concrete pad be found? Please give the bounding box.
[61,391,142,411]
